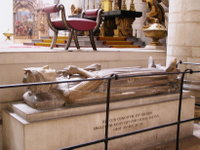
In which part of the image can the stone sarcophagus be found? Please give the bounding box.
[3,59,195,150]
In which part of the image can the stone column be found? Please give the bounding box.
[167,0,200,70]
[167,0,200,122]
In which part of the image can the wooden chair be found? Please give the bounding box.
[43,4,103,51]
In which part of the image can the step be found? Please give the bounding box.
[23,42,35,46]
[33,40,105,46]
[104,41,133,45]
[40,36,68,40]
[33,41,108,48]
[33,43,74,48]
[34,43,52,47]
[97,36,126,41]
[110,45,140,48]
[56,42,108,48]
[31,39,43,43]
[42,39,67,44]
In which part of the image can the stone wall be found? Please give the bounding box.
[167,0,200,124]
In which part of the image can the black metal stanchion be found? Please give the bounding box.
[176,69,193,150]
[104,77,111,150]
[104,74,118,150]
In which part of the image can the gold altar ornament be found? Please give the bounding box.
[130,0,135,11]
[142,0,167,46]
[3,32,13,40]
[143,22,167,46]
[102,0,113,11]
[121,0,127,10]
[114,0,120,10]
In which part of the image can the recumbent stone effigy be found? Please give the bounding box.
[22,58,180,110]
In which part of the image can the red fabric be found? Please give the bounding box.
[85,9,98,17]
[43,5,59,13]
[52,21,66,30]
[67,18,97,31]
[51,18,97,31]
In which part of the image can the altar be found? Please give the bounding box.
[70,0,142,37]
[101,10,142,37]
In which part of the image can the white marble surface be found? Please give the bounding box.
[12,93,187,122]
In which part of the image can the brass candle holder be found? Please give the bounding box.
[121,0,127,10]
[130,0,135,11]
[3,32,13,40]
[143,22,167,46]
[114,0,119,10]
[102,0,113,11]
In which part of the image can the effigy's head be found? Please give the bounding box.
[23,65,58,93]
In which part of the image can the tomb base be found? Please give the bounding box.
[3,93,194,150]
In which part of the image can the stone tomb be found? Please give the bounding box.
[3,92,194,150]
[2,61,195,150]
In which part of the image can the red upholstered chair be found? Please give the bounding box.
[66,8,103,50]
[43,4,103,51]
[42,4,71,49]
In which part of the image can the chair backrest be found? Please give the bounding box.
[43,4,60,13]
[43,4,70,31]
[81,9,103,32]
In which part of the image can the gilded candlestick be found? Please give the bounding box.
[130,0,135,11]
[121,0,127,10]
[114,0,119,10]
